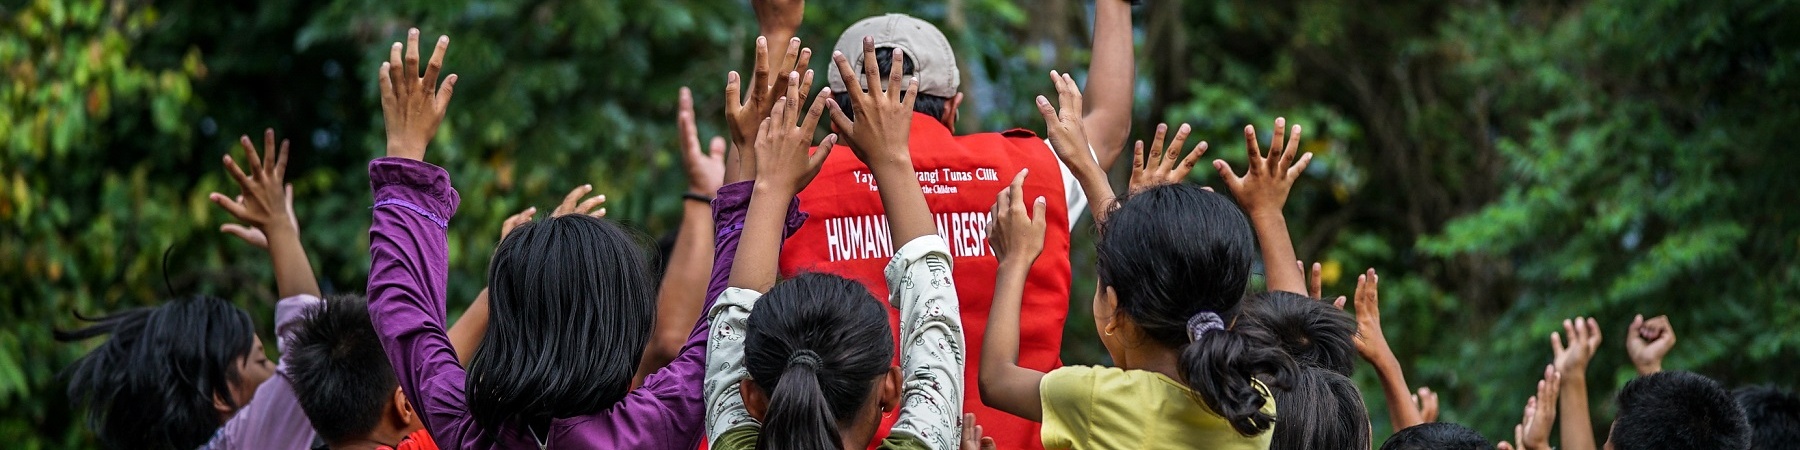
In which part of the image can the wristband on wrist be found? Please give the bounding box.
[683,191,715,204]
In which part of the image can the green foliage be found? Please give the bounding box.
[3,0,1796,447]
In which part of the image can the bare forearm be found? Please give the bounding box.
[870,156,936,245]
[1250,210,1307,295]
[1070,163,1117,223]
[265,227,322,298]
[644,201,717,370]
[448,289,489,365]
[728,186,794,292]
[1558,374,1598,450]
[1082,0,1135,168]
[1371,353,1424,430]
[980,264,1044,421]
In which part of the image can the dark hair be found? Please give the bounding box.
[467,215,658,431]
[831,47,950,123]
[1379,422,1490,450]
[1267,366,1369,450]
[1613,371,1751,450]
[1242,291,1357,376]
[56,296,256,450]
[285,294,397,444]
[1094,183,1297,436]
[744,273,895,450]
[1734,385,1799,450]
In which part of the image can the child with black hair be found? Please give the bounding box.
[1605,371,1751,450]
[1735,385,1800,449]
[363,30,721,449]
[974,72,1298,449]
[60,130,321,449]
[1380,423,1491,450]
[1237,291,1370,450]
[286,294,436,450]
[703,42,968,449]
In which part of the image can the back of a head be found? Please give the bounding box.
[745,273,896,450]
[1095,183,1296,436]
[1380,422,1489,450]
[1268,366,1370,450]
[1734,385,1800,450]
[1613,371,1751,450]
[285,294,398,444]
[829,14,957,123]
[57,296,255,450]
[468,215,657,429]
[1242,291,1357,376]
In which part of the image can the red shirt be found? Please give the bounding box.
[780,113,1072,450]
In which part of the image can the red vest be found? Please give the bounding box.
[780,113,1071,450]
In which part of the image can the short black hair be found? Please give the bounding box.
[1242,291,1357,376]
[1612,371,1751,450]
[57,296,256,450]
[831,47,950,122]
[1268,366,1369,450]
[1380,422,1489,450]
[1734,385,1800,450]
[468,214,657,431]
[285,294,396,444]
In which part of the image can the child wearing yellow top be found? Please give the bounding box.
[977,74,1305,449]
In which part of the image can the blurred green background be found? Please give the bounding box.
[4,0,1798,447]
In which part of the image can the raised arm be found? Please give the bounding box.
[1082,0,1137,168]
[1552,317,1603,450]
[729,71,835,292]
[1036,71,1116,223]
[211,129,321,299]
[1215,118,1313,295]
[978,172,1051,422]
[1349,269,1426,431]
[1626,314,1676,376]
[751,0,805,74]
[1497,365,1561,450]
[641,86,726,378]
[367,28,466,437]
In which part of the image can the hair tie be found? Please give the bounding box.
[787,350,823,370]
[1187,311,1226,342]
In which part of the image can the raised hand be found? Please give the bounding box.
[211,129,296,248]
[1036,70,1098,174]
[1413,387,1440,423]
[1351,268,1391,362]
[497,184,608,242]
[752,71,836,196]
[1215,117,1313,216]
[676,87,728,191]
[1128,123,1209,193]
[378,29,456,161]
[1626,314,1676,375]
[726,36,814,160]
[960,413,999,450]
[986,170,1048,270]
[1499,365,1561,450]
[826,37,916,166]
[1297,260,1346,308]
[751,0,805,36]
[1552,317,1604,376]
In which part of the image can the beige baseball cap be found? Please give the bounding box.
[828,14,960,98]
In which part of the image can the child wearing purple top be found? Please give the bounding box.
[364,29,780,449]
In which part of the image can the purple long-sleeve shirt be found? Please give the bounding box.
[201,294,322,450]
[365,157,796,449]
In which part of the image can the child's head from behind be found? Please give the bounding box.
[1379,422,1489,450]
[58,295,265,450]
[1242,291,1356,376]
[1268,366,1369,450]
[469,214,657,429]
[1734,385,1800,450]
[1094,183,1295,436]
[286,294,423,447]
[1607,371,1750,450]
[743,273,900,450]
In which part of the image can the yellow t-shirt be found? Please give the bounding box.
[1039,366,1276,450]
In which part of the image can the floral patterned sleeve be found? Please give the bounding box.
[883,235,965,449]
[703,287,762,442]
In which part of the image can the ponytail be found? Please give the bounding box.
[1178,321,1296,436]
[759,350,843,450]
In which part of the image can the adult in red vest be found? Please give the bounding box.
[748,2,1138,448]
